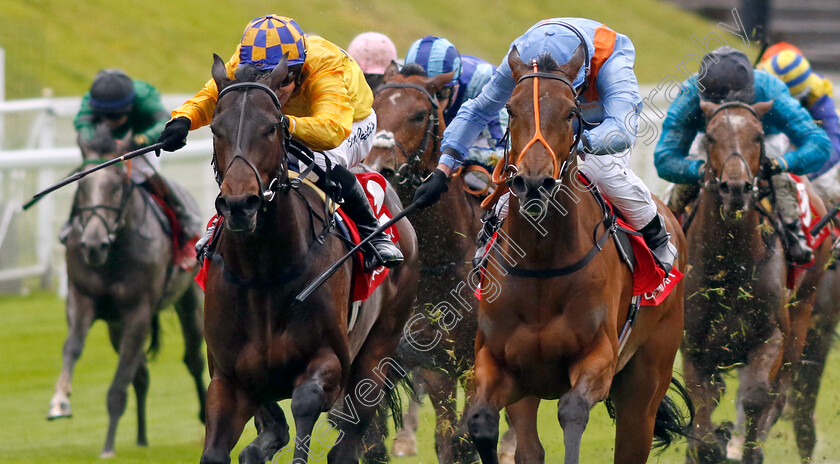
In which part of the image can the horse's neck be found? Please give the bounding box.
[505,173,596,267]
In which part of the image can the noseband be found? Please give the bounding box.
[75,161,134,246]
[374,82,441,185]
[213,81,291,206]
[703,101,764,193]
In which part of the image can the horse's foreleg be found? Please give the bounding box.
[132,361,150,447]
[506,396,542,464]
[238,403,290,464]
[682,354,727,464]
[423,368,459,463]
[48,288,95,420]
[175,285,207,423]
[467,345,519,464]
[558,329,615,464]
[739,326,784,464]
[101,312,150,458]
[291,347,342,463]
[201,375,256,464]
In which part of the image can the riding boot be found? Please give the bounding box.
[472,212,500,268]
[195,216,219,262]
[639,213,678,273]
[331,166,404,271]
[783,218,813,265]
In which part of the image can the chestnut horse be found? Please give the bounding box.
[199,55,419,464]
[681,101,830,463]
[364,62,483,462]
[465,47,690,464]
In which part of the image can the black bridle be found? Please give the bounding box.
[74,160,135,247]
[374,82,441,186]
[702,101,765,194]
[213,81,292,207]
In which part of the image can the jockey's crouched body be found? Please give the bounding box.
[157,15,403,270]
[412,17,679,273]
[656,47,832,265]
[71,69,202,251]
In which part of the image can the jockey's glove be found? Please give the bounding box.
[760,157,783,178]
[157,117,191,153]
[413,169,448,208]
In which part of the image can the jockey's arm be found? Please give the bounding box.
[284,64,355,151]
[764,74,831,175]
[654,79,706,184]
[438,51,516,174]
[130,82,170,147]
[581,37,642,156]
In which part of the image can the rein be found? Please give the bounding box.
[374,82,441,186]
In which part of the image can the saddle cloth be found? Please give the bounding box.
[145,191,199,271]
[787,174,833,289]
[194,171,399,303]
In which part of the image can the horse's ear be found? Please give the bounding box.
[558,44,585,81]
[212,54,231,91]
[752,100,773,119]
[383,60,399,82]
[427,71,455,95]
[699,100,720,120]
[264,53,289,91]
[508,46,530,82]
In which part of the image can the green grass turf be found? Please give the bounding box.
[0,0,752,100]
[0,290,838,462]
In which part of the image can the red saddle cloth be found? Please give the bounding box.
[786,174,832,289]
[194,172,399,302]
[149,194,199,271]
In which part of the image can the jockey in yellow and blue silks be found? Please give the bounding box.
[655,46,830,265]
[157,15,403,270]
[404,37,507,170]
[411,18,679,272]
[758,48,840,201]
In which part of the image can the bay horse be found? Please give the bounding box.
[364,62,484,462]
[465,46,690,464]
[681,100,830,463]
[200,54,419,464]
[47,124,206,458]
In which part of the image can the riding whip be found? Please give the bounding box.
[22,143,165,211]
[295,201,419,302]
[810,202,840,236]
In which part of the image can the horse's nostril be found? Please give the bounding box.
[540,176,556,194]
[215,197,230,215]
[719,182,729,194]
[243,195,262,215]
[511,176,527,196]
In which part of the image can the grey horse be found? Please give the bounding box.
[46,125,207,458]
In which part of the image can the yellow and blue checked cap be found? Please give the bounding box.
[239,15,306,70]
[760,50,819,99]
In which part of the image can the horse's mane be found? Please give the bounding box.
[87,124,117,156]
[535,53,561,72]
[400,63,428,78]
[234,64,269,83]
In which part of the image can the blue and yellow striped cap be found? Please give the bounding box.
[405,36,461,87]
[239,15,306,70]
[759,50,819,99]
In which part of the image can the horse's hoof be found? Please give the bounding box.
[137,440,148,447]
[46,401,72,420]
[392,431,417,456]
[498,428,516,464]
[498,449,515,464]
[100,450,116,459]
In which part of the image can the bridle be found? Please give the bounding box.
[702,101,765,194]
[213,81,292,208]
[74,159,135,247]
[373,82,441,186]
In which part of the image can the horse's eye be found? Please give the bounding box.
[266,124,277,137]
[411,111,427,123]
[754,134,764,143]
[567,110,575,120]
[706,135,716,145]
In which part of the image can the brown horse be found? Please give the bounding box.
[464,47,689,464]
[681,100,830,464]
[364,62,484,462]
[199,54,419,464]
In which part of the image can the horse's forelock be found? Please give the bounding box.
[87,124,118,156]
[535,53,560,72]
[400,63,428,78]
[234,65,269,83]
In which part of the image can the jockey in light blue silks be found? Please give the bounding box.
[410,18,679,272]
[656,47,831,265]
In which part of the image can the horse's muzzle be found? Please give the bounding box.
[216,194,261,232]
[80,237,110,267]
[511,175,556,200]
[718,180,753,219]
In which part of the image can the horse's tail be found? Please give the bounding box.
[378,366,418,431]
[146,313,162,360]
[651,377,695,452]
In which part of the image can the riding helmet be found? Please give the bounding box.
[697,46,755,103]
[89,69,135,116]
[757,49,819,101]
[347,32,398,74]
[239,15,307,70]
[405,36,462,86]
